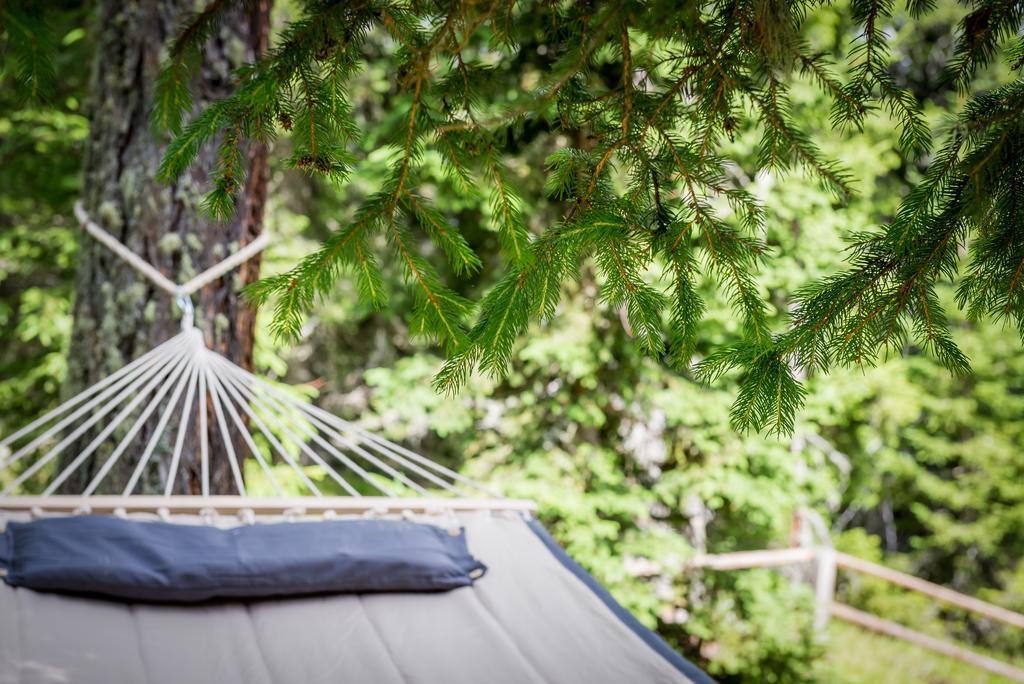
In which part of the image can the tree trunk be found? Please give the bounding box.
[63,0,270,495]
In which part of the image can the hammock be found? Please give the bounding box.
[0,205,714,684]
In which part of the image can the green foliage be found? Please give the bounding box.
[0,1,57,102]
[0,4,89,436]
[156,0,1024,433]
[152,0,238,134]
[735,80,1024,432]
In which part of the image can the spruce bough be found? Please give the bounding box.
[85,2,1024,432]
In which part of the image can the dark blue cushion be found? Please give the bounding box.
[0,515,486,603]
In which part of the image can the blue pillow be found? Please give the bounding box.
[0,515,486,602]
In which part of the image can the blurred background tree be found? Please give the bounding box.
[2,1,1024,682]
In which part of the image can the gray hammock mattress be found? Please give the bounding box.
[0,510,711,684]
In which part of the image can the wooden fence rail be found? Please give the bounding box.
[689,547,814,570]
[689,547,1024,682]
[831,603,1024,683]
[835,552,1024,631]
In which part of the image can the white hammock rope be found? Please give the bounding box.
[0,207,497,501]
[73,201,271,298]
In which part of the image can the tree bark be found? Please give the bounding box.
[63,0,270,495]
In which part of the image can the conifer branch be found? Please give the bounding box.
[144,0,1024,434]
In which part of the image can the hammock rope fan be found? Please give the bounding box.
[0,202,500,508]
[0,205,713,684]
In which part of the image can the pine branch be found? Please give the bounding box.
[385,217,470,351]
[152,0,237,133]
[484,153,532,265]
[2,3,57,101]
[402,192,482,276]
[149,0,1024,435]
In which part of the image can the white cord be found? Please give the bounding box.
[209,356,322,496]
[201,363,248,496]
[81,350,194,496]
[74,201,270,299]
[210,355,363,497]
[74,202,179,295]
[0,334,188,472]
[39,349,193,496]
[0,332,187,451]
[177,233,270,296]
[204,366,284,496]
